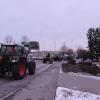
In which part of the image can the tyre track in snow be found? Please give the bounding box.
[4,62,61,100]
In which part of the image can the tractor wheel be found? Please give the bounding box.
[0,71,6,77]
[12,59,27,79]
[43,59,46,63]
[28,61,36,75]
[49,60,53,64]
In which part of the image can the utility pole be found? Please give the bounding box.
[64,42,66,47]
[64,42,66,55]
[54,41,56,52]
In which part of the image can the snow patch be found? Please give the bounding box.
[55,87,100,100]
[59,68,63,74]
[73,74,100,81]
[68,72,83,75]
[66,72,100,81]
[72,86,78,89]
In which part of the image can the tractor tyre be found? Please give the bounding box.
[49,60,53,64]
[12,59,27,79]
[0,71,6,77]
[43,59,46,63]
[28,61,36,75]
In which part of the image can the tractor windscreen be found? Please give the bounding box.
[0,45,23,56]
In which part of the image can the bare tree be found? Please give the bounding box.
[4,35,15,44]
[67,49,74,57]
[22,35,30,43]
[60,42,68,53]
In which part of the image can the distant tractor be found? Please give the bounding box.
[53,55,61,62]
[0,44,36,79]
[43,53,53,64]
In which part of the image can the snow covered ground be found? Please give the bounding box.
[65,72,100,81]
[59,68,63,74]
[55,87,100,100]
[60,68,100,81]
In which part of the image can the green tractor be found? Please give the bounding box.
[0,44,36,79]
[43,53,53,64]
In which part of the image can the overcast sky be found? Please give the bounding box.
[0,0,100,50]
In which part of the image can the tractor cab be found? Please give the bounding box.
[0,44,24,56]
[0,44,25,64]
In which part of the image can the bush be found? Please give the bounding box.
[78,61,92,66]
[62,63,82,73]
[62,62,100,76]
[67,58,76,65]
[79,63,100,75]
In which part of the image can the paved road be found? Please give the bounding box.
[0,61,61,100]
[58,73,100,95]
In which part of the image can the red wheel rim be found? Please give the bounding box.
[19,64,25,76]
